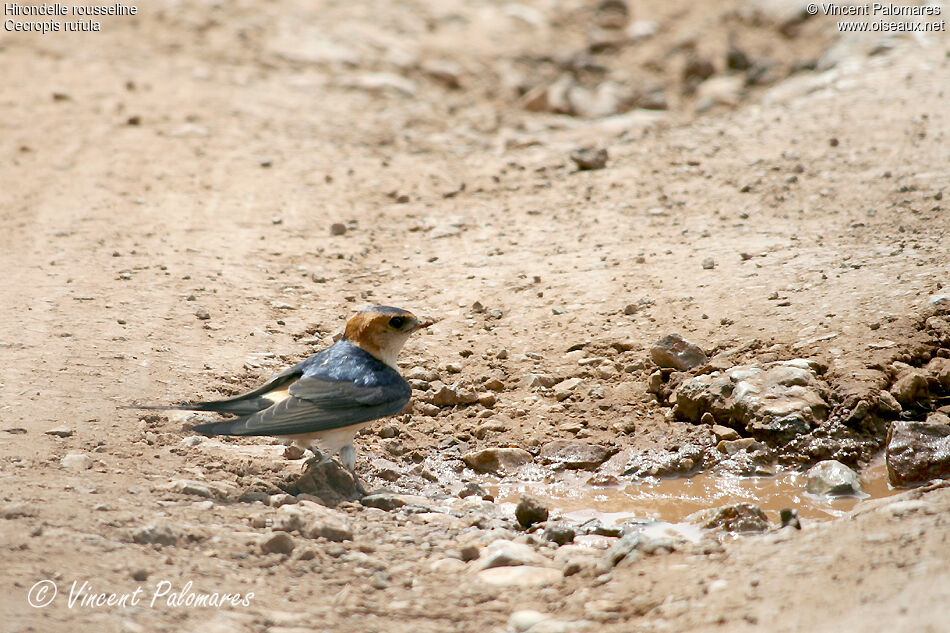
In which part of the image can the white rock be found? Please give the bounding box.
[61,452,93,470]
[476,566,562,587]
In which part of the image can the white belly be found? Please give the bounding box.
[280,422,374,455]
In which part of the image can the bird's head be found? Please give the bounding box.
[343,306,433,368]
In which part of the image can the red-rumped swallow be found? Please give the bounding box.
[133,306,432,483]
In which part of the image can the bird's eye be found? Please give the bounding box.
[388,316,406,329]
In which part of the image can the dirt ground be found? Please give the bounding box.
[2,0,950,631]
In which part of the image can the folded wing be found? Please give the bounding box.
[192,374,410,437]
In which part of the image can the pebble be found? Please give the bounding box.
[927,357,950,389]
[543,523,576,546]
[927,412,950,425]
[462,447,533,474]
[540,440,609,470]
[701,257,716,270]
[554,378,584,401]
[570,146,608,171]
[61,452,94,470]
[711,424,739,441]
[686,503,770,533]
[805,460,862,496]
[886,420,950,486]
[650,334,708,371]
[195,307,211,321]
[477,540,550,570]
[273,503,353,542]
[45,426,74,437]
[131,522,180,547]
[890,366,929,405]
[330,223,347,236]
[282,445,305,460]
[428,380,479,406]
[360,492,431,511]
[477,566,561,587]
[261,532,295,555]
[509,610,550,632]
[1,502,39,519]
[515,496,550,529]
[523,373,558,389]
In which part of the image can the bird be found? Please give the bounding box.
[131,306,432,486]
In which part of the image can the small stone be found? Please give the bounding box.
[370,458,403,482]
[805,460,862,496]
[477,566,561,587]
[132,522,179,547]
[462,447,533,474]
[428,380,479,407]
[540,440,609,470]
[61,452,94,471]
[311,272,327,283]
[460,544,481,561]
[890,368,929,405]
[886,421,950,486]
[509,610,550,633]
[927,357,950,389]
[45,426,74,437]
[711,424,739,441]
[687,503,770,533]
[543,523,575,546]
[130,569,150,581]
[780,508,802,529]
[283,445,305,460]
[877,390,902,414]
[274,503,353,542]
[1,502,39,519]
[927,412,950,425]
[261,532,295,555]
[515,496,550,529]
[570,146,608,171]
[702,257,716,270]
[523,373,557,389]
[554,377,584,402]
[360,492,430,511]
[477,540,550,570]
[458,482,490,500]
[330,223,347,236]
[195,307,211,321]
[168,479,214,498]
[716,438,763,455]
[650,334,708,371]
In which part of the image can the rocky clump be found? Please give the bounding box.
[650,333,708,371]
[886,421,950,487]
[805,460,862,496]
[673,359,828,444]
[687,503,770,533]
[462,447,533,474]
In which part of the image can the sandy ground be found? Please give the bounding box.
[1,0,949,631]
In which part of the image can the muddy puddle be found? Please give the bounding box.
[489,457,900,525]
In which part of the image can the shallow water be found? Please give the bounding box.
[490,457,899,524]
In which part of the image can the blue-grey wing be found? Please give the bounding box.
[191,375,410,437]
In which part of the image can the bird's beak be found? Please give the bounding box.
[414,316,436,331]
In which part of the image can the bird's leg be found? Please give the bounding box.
[339,444,366,496]
[304,444,332,469]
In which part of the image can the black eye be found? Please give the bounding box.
[388,316,406,329]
